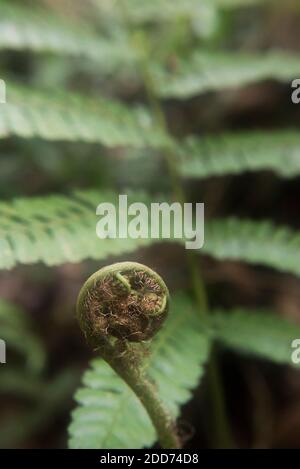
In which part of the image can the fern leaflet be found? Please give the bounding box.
[0,1,136,70]
[92,0,269,23]
[0,82,168,147]
[203,218,300,277]
[0,190,155,269]
[211,308,300,365]
[154,51,300,98]
[0,191,300,279]
[179,131,300,179]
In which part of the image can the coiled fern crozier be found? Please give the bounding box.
[0,0,300,450]
[76,262,180,449]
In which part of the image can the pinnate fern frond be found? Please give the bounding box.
[0,191,300,279]
[0,1,136,69]
[0,190,156,270]
[0,82,168,147]
[154,51,300,98]
[204,218,300,277]
[215,0,271,6]
[68,292,210,448]
[179,131,300,179]
[114,0,216,23]
[93,0,269,24]
[211,308,300,365]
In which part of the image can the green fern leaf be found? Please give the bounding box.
[68,292,210,449]
[0,190,300,279]
[203,218,300,277]
[0,1,136,70]
[0,190,156,270]
[179,131,300,179]
[154,51,300,98]
[0,82,168,147]
[215,0,270,6]
[114,0,216,23]
[93,0,267,23]
[211,309,300,365]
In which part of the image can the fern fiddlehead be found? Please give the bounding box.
[76,261,181,449]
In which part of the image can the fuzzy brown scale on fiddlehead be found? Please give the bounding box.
[77,262,169,344]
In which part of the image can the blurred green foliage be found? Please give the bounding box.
[0,0,300,449]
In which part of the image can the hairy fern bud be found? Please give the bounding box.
[76,262,169,343]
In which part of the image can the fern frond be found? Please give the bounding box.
[0,82,168,147]
[1,190,300,278]
[203,218,300,277]
[0,299,45,373]
[0,1,135,69]
[154,51,300,98]
[179,131,300,179]
[215,0,270,6]
[0,190,155,270]
[93,0,267,24]
[68,292,210,449]
[115,0,216,23]
[211,309,300,365]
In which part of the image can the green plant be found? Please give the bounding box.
[75,261,180,448]
[0,0,300,449]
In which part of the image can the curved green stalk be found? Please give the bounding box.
[100,339,181,449]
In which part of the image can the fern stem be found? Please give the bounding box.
[126,24,234,448]
[100,340,181,449]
